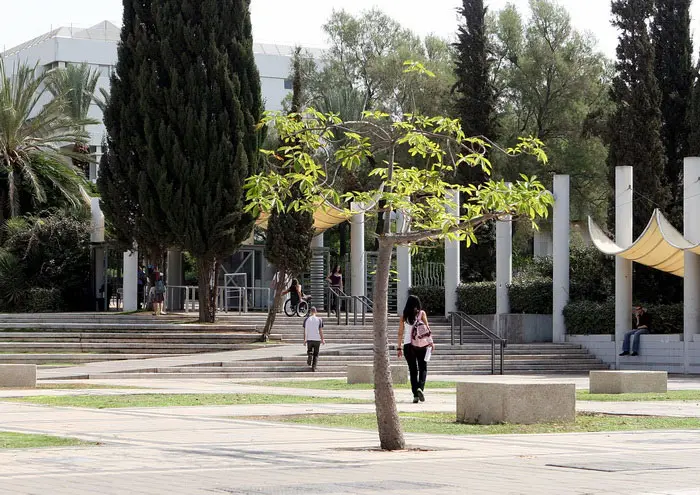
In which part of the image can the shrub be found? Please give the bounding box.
[23,287,62,312]
[408,286,444,316]
[508,277,552,314]
[457,282,496,314]
[564,300,682,335]
[563,300,615,334]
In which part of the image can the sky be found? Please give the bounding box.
[3,0,700,59]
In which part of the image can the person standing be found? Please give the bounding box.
[303,306,325,371]
[397,295,434,403]
[153,271,166,316]
[326,265,343,314]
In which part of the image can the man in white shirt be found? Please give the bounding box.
[303,307,325,371]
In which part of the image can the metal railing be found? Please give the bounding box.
[352,295,373,325]
[327,286,352,325]
[449,311,506,375]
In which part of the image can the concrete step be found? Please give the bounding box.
[0,343,253,353]
[0,353,178,364]
[0,332,278,343]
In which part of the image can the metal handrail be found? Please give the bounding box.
[351,295,373,325]
[327,286,352,325]
[449,311,506,375]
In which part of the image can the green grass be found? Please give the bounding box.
[36,384,146,390]
[577,390,700,401]
[4,393,372,409]
[256,411,700,435]
[240,379,457,390]
[0,431,92,449]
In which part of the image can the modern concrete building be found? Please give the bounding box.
[1,21,320,180]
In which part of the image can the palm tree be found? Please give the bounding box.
[46,62,101,178]
[0,59,93,219]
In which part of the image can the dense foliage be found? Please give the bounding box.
[0,212,91,312]
[564,301,682,335]
[101,0,263,322]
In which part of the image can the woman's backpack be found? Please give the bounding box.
[410,311,433,348]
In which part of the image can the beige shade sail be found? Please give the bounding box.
[588,209,700,277]
[255,202,351,234]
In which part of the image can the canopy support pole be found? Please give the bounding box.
[684,157,700,372]
[553,175,570,343]
[615,166,633,369]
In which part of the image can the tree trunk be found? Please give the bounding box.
[373,238,405,450]
[262,271,287,341]
[197,257,217,323]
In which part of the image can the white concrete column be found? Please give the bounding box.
[444,190,460,317]
[123,247,138,311]
[553,175,570,343]
[166,250,183,311]
[396,210,411,313]
[496,184,513,334]
[350,203,365,298]
[615,166,633,369]
[684,158,700,372]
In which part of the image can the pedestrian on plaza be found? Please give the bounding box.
[397,295,434,403]
[303,306,325,371]
[326,265,343,314]
[153,271,166,316]
[619,305,652,356]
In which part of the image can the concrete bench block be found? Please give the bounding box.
[589,370,667,394]
[0,364,37,388]
[347,364,408,384]
[456,381,575,425]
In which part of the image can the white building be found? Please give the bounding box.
[1,21,320,179]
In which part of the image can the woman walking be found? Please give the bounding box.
[397,295,434,403]
[326,265,343,314]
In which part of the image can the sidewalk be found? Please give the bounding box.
[1,372,700,494]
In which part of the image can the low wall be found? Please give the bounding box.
[567,334,700,373]
[468,314,553,343]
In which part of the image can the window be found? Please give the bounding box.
[283,78,293,90]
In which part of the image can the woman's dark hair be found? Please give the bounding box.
[289,279,299,290]
[402,295,422,324]
[333,265,341,274]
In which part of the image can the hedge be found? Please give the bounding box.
[408,286,444,316]
[457,282,496,314]
[455,278,552,315]
[564,300,682,335]
[23,287,62,313]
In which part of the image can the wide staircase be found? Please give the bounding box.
[0,313,278,365]
[0,312,608,377]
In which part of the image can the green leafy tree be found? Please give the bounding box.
[489,1,610,223]
[262,48,315,340]
[652,0,692,215]
[46,63,101,178]
[687,60,700,156]
[100,0,263,322]
[608,0,670,236]
[0,60,91,220]
[245,67,553,450]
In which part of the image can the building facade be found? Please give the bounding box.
[1,21,318,180]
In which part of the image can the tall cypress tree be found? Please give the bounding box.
[99,0,167,255]
[687,61,700,156]
[453,0,496,175]
[652,0,692,214]
[102,0,262,322]
[608,0,670,237]
[452,0,497,281]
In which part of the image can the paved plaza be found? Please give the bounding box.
[0,352,699,494]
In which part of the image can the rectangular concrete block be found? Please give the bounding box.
[0,364,37,388]
[589,370,667,394]
[347,364,408,385]
[456,381,575,425]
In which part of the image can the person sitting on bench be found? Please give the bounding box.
[620,305,651,357]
